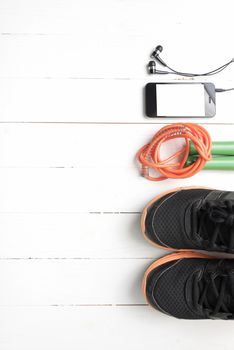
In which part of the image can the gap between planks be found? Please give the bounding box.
[0,304,148,307]
[0,121,233,125]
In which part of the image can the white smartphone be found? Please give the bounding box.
[145,82,216,118]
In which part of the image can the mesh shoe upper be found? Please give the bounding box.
[146,257,234,320]
[144,188,234,252]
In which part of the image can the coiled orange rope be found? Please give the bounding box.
[137,123,212,181]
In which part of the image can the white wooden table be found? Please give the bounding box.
[0,0,234,349]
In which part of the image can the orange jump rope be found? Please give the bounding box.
[136,123,212,181]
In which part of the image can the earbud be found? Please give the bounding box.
[147,60,156,74]
[150,45,167,67]
[151,45,163,59]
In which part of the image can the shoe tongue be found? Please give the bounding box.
[193,200,232,247]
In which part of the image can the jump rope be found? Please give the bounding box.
[137,123,234,181]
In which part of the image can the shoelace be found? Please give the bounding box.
[196,200,234,250]
[193,268,234,319]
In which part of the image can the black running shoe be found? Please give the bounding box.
[143,252,234,319]
[141,187,234,253]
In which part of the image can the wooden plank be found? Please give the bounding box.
[1,306,233,350]
[1,167,234,213]
[1,123,234,167]
[0,213,157,258]
[0,259,153,305]
[0,36,233,80]
[0,79,233,123]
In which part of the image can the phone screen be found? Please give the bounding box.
[157,84,205,116]
[145,83,216,118]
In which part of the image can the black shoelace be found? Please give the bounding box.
[195,200,234,250]
[193,268,234,319]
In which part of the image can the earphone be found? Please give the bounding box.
[147,45,234,77]
[151,45,167,67]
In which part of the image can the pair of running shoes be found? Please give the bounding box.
[142,187,234,320]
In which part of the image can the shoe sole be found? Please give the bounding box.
[141,186,211,251]
[142,251,215,304]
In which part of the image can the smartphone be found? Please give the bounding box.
[145,82,216,118]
